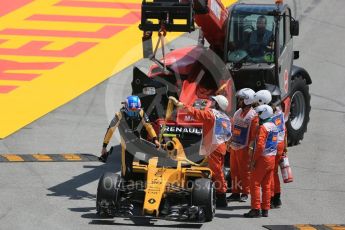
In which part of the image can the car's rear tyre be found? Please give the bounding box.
[192,178,216,222]
[286,75,311,146]
[96,172,122,217]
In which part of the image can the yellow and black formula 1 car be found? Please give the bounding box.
[96,137,215,222]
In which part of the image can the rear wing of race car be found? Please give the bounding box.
[139,0,195,32]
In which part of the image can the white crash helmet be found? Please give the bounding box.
[211,95,229,111]
[254,90,272,105]
[255,104,274,120]
[236,88,256,105]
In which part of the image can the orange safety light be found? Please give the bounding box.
[275,0,283,4]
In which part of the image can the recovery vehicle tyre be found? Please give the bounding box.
[192,178,216,222]
[96,172,122,216]
[286,75,311,146]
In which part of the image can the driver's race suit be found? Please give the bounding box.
[103,107,158,180]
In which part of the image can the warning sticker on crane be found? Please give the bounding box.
[284,69,289,93]
[210,0,222,20]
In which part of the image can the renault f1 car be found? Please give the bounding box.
[96,137,216,222]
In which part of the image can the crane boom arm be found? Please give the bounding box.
[193,0,229,52]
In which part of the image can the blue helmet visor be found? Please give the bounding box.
[125,110,140,117]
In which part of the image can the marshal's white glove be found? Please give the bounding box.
[168,96,184,108]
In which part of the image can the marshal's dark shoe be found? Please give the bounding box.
[261,209,269,217]
[216,193,228,207]
[272,193,282,208]
[227,193,240,202]
[243,209,260,218]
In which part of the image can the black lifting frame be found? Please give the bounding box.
[139,0,196,32]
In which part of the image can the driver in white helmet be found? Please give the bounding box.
[227,88,259,203]
[244,104,278,218]
[254,89,287,208]
[169,95,232,208]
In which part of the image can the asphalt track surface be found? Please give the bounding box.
[1,0,345,229]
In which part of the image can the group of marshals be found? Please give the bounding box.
[99,89,287,218]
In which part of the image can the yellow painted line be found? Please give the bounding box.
[264,225,345,230]
[1,154,24,162]
[295,225,318,230]
[0,153,99,162]
[0,0,237,138]
[0,55,66,63]
[325,225,345,230]
[62,154,82,161]
[42,40,84,50]
[12,21,106,31]
[6,69,47,74]
[32,154,53,161]
[0,80,26,85]
[0,38,29,48]
[38,8,135,18]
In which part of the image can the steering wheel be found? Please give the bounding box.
[228,49,248,63]
[243,24,255,33]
